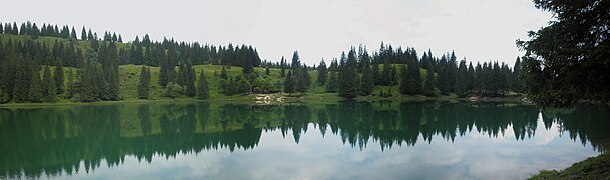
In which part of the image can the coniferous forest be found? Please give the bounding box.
[0,4,607,106]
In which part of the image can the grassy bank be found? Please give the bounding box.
[530,153,610,179]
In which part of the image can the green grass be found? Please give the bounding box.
[529,152,610,179]
[0,63,522,107]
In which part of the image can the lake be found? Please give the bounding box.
[0,101,609,179]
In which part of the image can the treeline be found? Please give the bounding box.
[1,21,262,69]
[1,21,528,103]
[311,44,523,98]
[0,21,265,103]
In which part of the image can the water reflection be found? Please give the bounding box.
[0,101,608,179]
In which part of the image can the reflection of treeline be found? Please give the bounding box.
[0,102,608,178]
[541,104,610,152]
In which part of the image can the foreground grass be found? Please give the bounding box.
[529,153,610,179]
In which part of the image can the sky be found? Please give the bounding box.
[0,0,553,66]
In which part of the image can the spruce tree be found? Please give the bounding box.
[371,63,380,85]
[220,65,228,80]
[137,66,151,99]
[297,65,311,94]
[423,68,436,97]
[317,59,327,85]
[81,26,87,40]
[399,65,409,94]
[185,61,196,97]
[196,69,210,100]
[338,50,358,98]
[66,69,75,98]
[70,27,77,40]
[455,59,468,97]
[360,51,374,96]
[405,59,422,95]
[54,60,64,94]
[381,58,391,85]
[279,56,286,78]
[283,70,295,95]
[236,76,251,95]
[13,54,32,103]
[27,69,43,102]
[41,66,56,102]
[291,51,301,70]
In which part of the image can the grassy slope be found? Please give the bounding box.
[529,152,610,179]
[1,34,481,104]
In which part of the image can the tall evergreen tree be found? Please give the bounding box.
[360,51,374,95]
[13,54,32,103]
[296,65,311,94]
[381,58,392,85]
[220,65,228,80]
[279,56,286,78]
[338,50,358,98]
[197,69,210,100]
[27,69,44,102]
[185,60,196,97]
[81,26,87,40]
[399,65,409,95]
[291,51,301,70]
[54,60,64,94]
[41,65,56,102]
[423,68,436,97]
[455,59,469,97]
[371,63,380,85]
[317,59,327,85]
[512,57,524,94]
[283,70,295,95]
[137,66,151,99]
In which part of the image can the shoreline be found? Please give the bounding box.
[0,93,527,108]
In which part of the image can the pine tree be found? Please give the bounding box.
[291,51,301,70]
[317,59,327,85]
[455,59,468,97]
[338,50,358,98]
[512,57,524,94]
[13,54,32,103]
[220,65,228,80]
[236,76,251,95]
[279,56,286,78]
[399,65,409,94]
[405,59,422,95]
[27,69,43,102]
[371,63,380,85]
[54,60,64,94]
[283,70,295,95]
[81,26,86,40]
[360,51,374,96]
[184,61,196,97]
[381,58,391,85]
[423,68,436,97]
[41,66,56,102]
[138,66,151,99]
[70,27,77,40]
[296,65,311,94]
[197,69,210,100]
[66,69,75,98]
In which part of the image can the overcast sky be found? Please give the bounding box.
[1,0,552,66]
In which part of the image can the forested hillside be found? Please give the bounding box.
[0,21,524,104]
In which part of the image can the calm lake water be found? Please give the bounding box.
[1,101,609,179]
